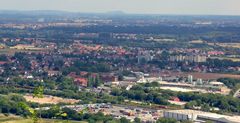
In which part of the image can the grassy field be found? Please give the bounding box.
[208,43,240,49]
[0,114,86,123]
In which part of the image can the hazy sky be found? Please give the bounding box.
[0,0,240,15]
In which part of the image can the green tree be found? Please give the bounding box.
[33,86,44,98]
[9,94,26,102]
[185,101,197,109]
[134,117,141,123]
[120,117,130,123]
[201,104,210,112]
[87,75,102,88]
[157,118,177,123]
[33,86,44,121]
[18,102,38,123]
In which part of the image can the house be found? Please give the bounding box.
[0,61,7,65]
[170,97,180,102]
[48,70,62,77]
[68,72,77,78]
[100,74,118,82]
[74,77,88,87]
[80,71,88,77]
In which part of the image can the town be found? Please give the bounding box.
[0,10,240,123]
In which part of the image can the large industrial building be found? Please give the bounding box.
[163,109,240,123]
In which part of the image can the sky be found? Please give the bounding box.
[0,0,240,15]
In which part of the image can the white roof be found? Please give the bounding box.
[165,109,240,123]
[209,81,224,85]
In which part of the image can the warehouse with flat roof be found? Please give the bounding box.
[163,109,240,123]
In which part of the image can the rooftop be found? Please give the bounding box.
[165,109,240,123]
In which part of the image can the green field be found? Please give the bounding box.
[0,115,86,123]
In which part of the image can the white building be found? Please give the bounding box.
[197,78,203,85]
[170,55,207,63]
[137,76,162,83]
[188,75,193,83]
[163,109,240,123]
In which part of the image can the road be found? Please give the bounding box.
[233,88,240,98]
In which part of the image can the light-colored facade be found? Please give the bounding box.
[170,55,207,63]
[164,110,240,123]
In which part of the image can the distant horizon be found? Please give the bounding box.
[0,0,240,16]
[1,9,240,17]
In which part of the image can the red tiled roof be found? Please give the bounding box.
[74,77,88,87]
[0,61,7,65]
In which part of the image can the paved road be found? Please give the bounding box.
[233,88,240,98]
